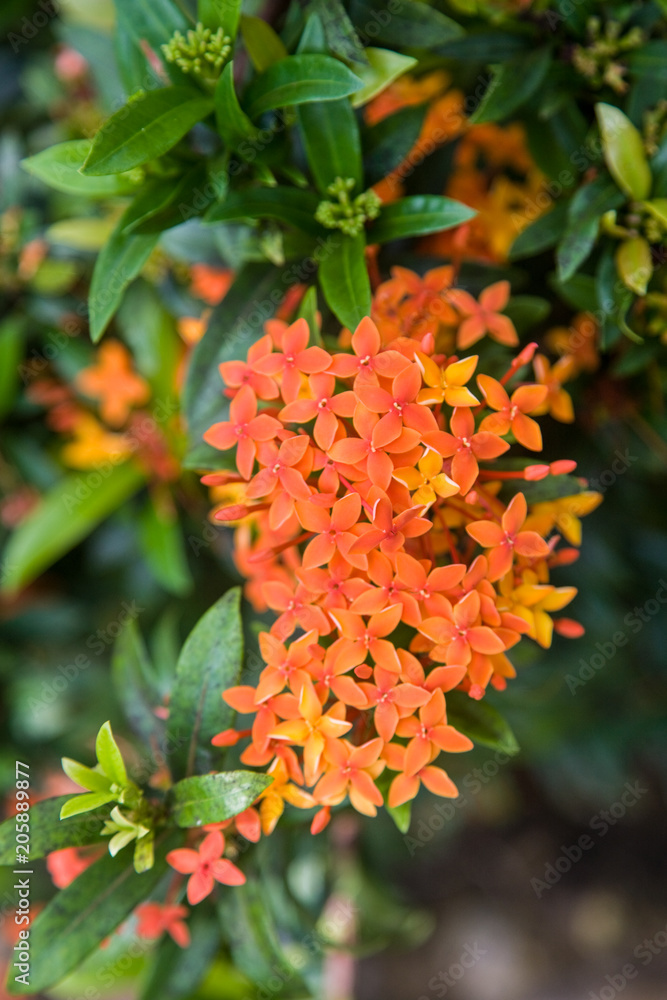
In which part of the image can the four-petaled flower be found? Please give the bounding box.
[136,903,191,948]
[447,280,519,350]
[477,375,548,451]
[167,831,245,905]
[393,448,460,507]
[466,492,550,581]
[415,352,479,407]
[204,384,282,479]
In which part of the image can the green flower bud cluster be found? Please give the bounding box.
[162,22,232,82]
[315,177,382,237]
[572,17,644,94]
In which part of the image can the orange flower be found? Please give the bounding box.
[314,738,385,816]
[270,678,352,785]
[253,318,330,403]
[466,492,550,581]
[425,406,509,495]
[190,264,232,305]
[135,903,190,948]
[416,352,479,407]
[395,688,473,775]
[447,281,518,350]
[477,375,548,451]
[167,831,245,905]
[204,384,282,479]
[76,340,150,427]
[532,353,576,423]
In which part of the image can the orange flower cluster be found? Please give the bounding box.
[204,293,596,834]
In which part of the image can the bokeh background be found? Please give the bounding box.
[1,2,666,998]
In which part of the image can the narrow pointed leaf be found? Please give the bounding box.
[244,55,362,119]
[369,195,476,243]
[22,140,141,197]
[318,232,371,331]
[96,722,128,787]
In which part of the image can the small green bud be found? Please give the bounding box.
[162,22,232,82]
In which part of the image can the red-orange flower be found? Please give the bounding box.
[136,903,190,948]
[167,831,245,905]
[466,492,550,581]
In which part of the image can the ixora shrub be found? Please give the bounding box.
[7,0,667,994]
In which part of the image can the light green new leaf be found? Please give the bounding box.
[96,721,128,787]
[171,772,272,827]
[0,462,146,594]
[595,103,651,201]
[616,236,652,295]
[351,48,416,108]
[82,88,214,176]
[369,195,476,243]
[240,15,288,71]
[318,232,371,331]
[166,589,244,780]
[386,800,411,834]
[244,55,362,119]
[62,758,113,794]
[60,791,117,820]
[22,140,141,197]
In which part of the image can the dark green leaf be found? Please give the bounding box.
[556,176,625,282]
[243,55,362,120]
[89,209,159,342]
[369,195,476,243]
[240,15,288,71]
[139,501,193,596]
[0,317,24,422]
[437,31,530,61]
[8,837,174,994]
[166,589,244,780]
[183,263,290,468]
[349,0,463,48]
[22,140,141,197]
[120,177,180,234]
[298,98,363,193]
[199,0,242,39]
[112,619,164,747]
[310,0,368,66]
[206,186,322,234]
[508,200,568,260]
[318,232,371,330]
[82,88,214,176]
[0,797,106,864]
[131,165,218,235]
[550,272,598,311]
[170,771,271,827]
[556,217,598,283]
[1,463,146,594]
[363,103,428,187]
[214,62,260,149]
[626,40,667,80]
[445,692,520,756]
[218,877,299,985]
[470,47,551,125]
[503,295,551,333]
[525,103,587,184]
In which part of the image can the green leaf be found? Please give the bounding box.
[114,0,188,55]
[351,48,416,108]
[318,232,371,331]
[503,295,551,333]
[363,103,428,187]
[244,55,362,119]
[297,98,363,193]
[369,195,476,243]
[183,263,290,468]
[96,721,128,787]
[120,177,180,234]
[214,62,259,149]
[218,877,300,986]
[595,102,651,200]
[128,165,213,235]
[89,208,159,342]
[112,618,164,746]
[0,797,107,864]
[22,140,141,197]
[310,0,368,66]
[199,0,242,39]
[445,692,520,756]
[9,837,175,994]
[508,200,568,261]
[556,175,625,282]
[59,790,117,819]
[139,500,193,596]
[556,217,598,283]
[386,800,411,834]
[616,236,651,295]
[0,317,24,421]
[470,47,551,125]
[171,771,272,827]
[349,0,463,48]
[62,758,113,793]
[82,88,214,176]
[1,462,146,594]
[626,40,667,81]
[206,186,322,234]
[437,30,529,62]
[166,589,244,780]
[240,15,288,72]
[139,912,221,1000]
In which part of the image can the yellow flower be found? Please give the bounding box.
[257,757,314,836]
[393,448,460,507]
[499,570,577,648]
[415,352,479,407]
[524,492,603,546]
[61,414,132,470]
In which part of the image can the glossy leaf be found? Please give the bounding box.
[363,103,428,186]
[96,721,128,787]
[82,88,214,176]
[310,0,367,66]
[9,839,174,994]
[0,797,106,864]
[206,186,322,234]
[595,103,651,200]
[298,98,363,193]
[171,772,271,827]
[166,588,244,780]
[62,758,112,793]
[470,47,551,125]
[318,232,371,331]
[215,62,259,149]
[556,175,625,282]
[114,0,188,54]
[1,462,146,594]
[508,201,568,261]
[369,195,476,243]
[240,15,288,71]
[350,0,463,47]
[351,48,416,108]
[22,140,141,197]
[244,55,362,119]
[445,692,520,756]
[59,790,117,820]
